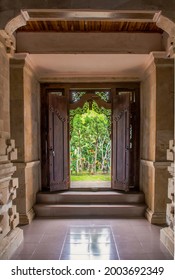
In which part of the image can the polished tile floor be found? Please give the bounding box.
[60,226,118,260]
[11,218,173,260]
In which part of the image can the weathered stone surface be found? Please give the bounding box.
[167,140,175,161]
[0,42,10,137]
[160,140,174,257]
[0,139,6,155]
[0,163,16,178]
[10,55,41,225]
[0,138,22,255]
[0,227,23,260]
[14,161,40,224]
[16,32,163,54]
[168,163,175,177]
[0,212,10,242]
[142,161,171,224]
[167,149,174,161]
[0,39,22,259]
[155,60,174,161]
[140,56,174,225]
[140,60,156,162]
[160,227,174,256]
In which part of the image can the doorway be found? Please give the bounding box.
[40,83,140,193]
[69,89,112,190]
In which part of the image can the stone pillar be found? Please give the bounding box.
[141,53,174,224]
[0,32,23,259]
[10,54,40,225]
[160,140,174,256]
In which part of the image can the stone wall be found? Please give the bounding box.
[140,55,174,224]
[10,55,40,225]
[160,140,174,256]
[0,40,23,259]
[0,38,10,137]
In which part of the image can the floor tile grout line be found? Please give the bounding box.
[26,232,45,259]
[59,227,69,260]
[39,233,46,243]
[110,225,121,260]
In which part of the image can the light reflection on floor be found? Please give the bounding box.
[60,226,119,260]
[10,218,173,260]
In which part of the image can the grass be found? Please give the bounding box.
[71,172,111,181]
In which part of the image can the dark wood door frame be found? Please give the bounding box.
[48,93,69,191]
[40,82,140,192]
[112,87,140,191]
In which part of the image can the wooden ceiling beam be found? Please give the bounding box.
[17,20,163,33]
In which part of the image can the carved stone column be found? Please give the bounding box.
[10,54,40,225]
[141,54,174,224]
[160,140,174,256]
[0,32,23,259]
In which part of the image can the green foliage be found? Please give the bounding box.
[70,108,111,177]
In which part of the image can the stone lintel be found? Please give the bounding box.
[16,32,163,55]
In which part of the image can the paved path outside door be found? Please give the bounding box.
[70,181,111,188]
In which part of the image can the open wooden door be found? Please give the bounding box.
[48,93,69,191]
[112,91,131,191]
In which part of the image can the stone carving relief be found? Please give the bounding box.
[160,140,174,256]
[167,140,175,229]
[0,138,19,243]
[0,30,16,55]
[156,15,175,57]
[5,11,29,36]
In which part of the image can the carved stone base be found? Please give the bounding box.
[14,161,40,225]
[160,227,174,257]
[19,208,35,225]
[0,227,23,260]
[145,208,166,224]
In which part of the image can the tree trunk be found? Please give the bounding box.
[94,140,98,174]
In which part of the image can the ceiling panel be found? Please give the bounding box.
[17,20,163,33]
[27,53,149,79]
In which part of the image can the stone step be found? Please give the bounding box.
[36,191,145,205]
[34,203,146,218]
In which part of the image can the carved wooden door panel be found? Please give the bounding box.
[48,93,69,191]
[112,91,131,191]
